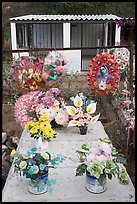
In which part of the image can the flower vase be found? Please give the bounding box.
[79,126,88,135]
[35,137,48,150]
[85,171,107,194]
[28,172,48,195]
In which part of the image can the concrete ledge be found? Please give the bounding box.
[2,121,135,202]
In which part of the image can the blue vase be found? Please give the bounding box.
[85,171,107,193]
[28,172,48,194]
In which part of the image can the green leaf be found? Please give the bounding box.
[115,154,127,165]
[75,163,86,176]
[81,143,90,150]
[98,174,106,185]
[107,173,112,180]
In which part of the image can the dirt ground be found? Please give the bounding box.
[2,75,135,187]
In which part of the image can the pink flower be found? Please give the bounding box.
[89,147,101,155]
[122,100,132,106]
[127,117,135,129]
[122,89,130,95]
[55,110,69,126]
[125,109,134,114]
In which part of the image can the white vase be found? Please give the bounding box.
[85,172,107,194]
[35,137,48,150]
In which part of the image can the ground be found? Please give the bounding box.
[2,74,135,188]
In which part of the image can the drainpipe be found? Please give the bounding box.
[115,24,121,45]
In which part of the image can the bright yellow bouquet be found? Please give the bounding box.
[25,113,56,142]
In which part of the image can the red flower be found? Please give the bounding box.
[87,52,120,95]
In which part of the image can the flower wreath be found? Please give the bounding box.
[109,48,130,73]
[87,52,120,95]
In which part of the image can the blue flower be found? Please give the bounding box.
[39,164,45,170]
[28,165,39,175]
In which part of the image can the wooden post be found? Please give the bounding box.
[129,41,134,102]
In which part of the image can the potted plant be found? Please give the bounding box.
[66,93,100,135]
[75,137,128,193]
[25,113,57,150]
[11,147,65,194]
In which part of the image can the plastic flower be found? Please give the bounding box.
[68,120,78,127]
[87,161,104,179]
[25,113,56,142]
[41,152,50,160]
[66,94,100,128]
[86,103,96,114]
[55,110,69,126]
[76,137,127,185]
[19,161,27,170]
[28,165,39,175]
[90,113,100,125]
[74,95,83,107]
[66,106,77,116]
[44,128,56,138]
[10,149,16,157]
[104,160,117,174]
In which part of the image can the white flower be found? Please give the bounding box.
[96,154,109,163]
[89,146,101,155]
[86,103,97,114]
[19,161,27,170]
[99,81,106,90]
[99,142,112,155]
[74,95,83,107]
[89,113,100,125]
[41,153,50,160]
[68,120,78,127]
[66,106,76,116]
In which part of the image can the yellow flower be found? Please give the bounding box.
[10,149,16,157]
[22,154,29,159]
[35,72,41,82]
[30,126,39,134]
[25,121,34,129]
[39,121,51,131]
[28,68,33,73]
[44,128,56,138]
[19,161,27,170]
[39,113,50,121]
[18,74,23,81]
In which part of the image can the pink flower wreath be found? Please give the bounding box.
[87,52,121,95]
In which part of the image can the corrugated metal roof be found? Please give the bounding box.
[10,14,123,21]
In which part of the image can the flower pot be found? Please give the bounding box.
[35,137,48,150]
[79,126,88,135]
[85,171,107,194]
[28,172,48,195]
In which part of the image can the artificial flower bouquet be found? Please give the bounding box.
[66,92,100,128]
[11,147,65,193]
[11,56,44,90]
[11,52,68,91]
[76,137,128,185]
[25,113,56,142]
[14,88,69,128]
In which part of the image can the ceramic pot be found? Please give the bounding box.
[79,126,88,135]
[85,171,107,194]
[35,137,48,150]
[28,172,48,195]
